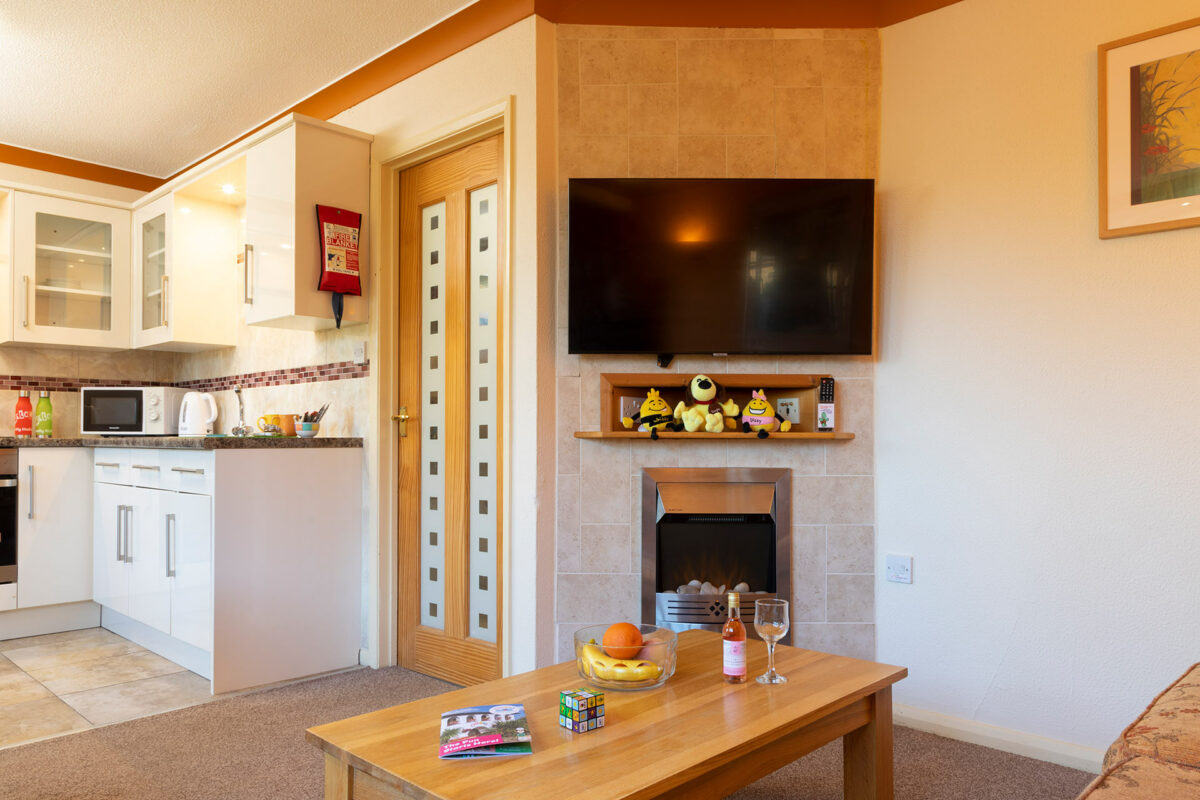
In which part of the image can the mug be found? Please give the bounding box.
[257,413,298,437]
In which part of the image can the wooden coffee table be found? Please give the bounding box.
[307,630,907,799]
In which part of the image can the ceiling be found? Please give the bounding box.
[0,0,961,185]
[0,0,471,179]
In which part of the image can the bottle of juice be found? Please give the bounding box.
[722,591,747,684]
[34,391,52,438]
[14,390,32,438]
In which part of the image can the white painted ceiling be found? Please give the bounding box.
[0,0,472,178]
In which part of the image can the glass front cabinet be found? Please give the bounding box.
[12,193,130,348]
[131,195,171,348]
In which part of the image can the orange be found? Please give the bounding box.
[602,622,643,659]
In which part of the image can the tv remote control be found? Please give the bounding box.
[817,378,835,432]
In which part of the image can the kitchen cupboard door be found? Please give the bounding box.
[12,193,130,349]
[126,488,170,634]
[93,481,129,616]
[163,491,212,651]
[16,448,94,608]
[131,195,171,348]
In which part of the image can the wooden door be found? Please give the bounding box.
[398,135,503,684]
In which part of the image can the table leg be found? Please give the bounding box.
[843,686,894,800]
[325,753,353,800]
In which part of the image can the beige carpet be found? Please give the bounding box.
[0,665,1093,800]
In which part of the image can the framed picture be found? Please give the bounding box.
[1099,16,1200,238]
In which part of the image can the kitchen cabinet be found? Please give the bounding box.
[16,448,93,609]
[10,192,130,348]
[92,445,358,692]
[131,173,240,350]
[244,116,370,330]
[93,449,213,659]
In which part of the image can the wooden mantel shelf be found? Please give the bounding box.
[574,430,854,440]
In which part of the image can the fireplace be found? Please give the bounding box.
[641,468,791,645]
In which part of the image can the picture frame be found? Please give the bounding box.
[1099,16,1200,238]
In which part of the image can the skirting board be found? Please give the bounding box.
[895,703,1104,774]
[0,601,100,641]
[101,607,212,683]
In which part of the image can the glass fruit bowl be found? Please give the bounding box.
[574,624,677,691]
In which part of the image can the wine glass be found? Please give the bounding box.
[754,598,790,684]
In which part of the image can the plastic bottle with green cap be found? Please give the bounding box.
[34,391,52,438]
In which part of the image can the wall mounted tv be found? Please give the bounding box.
[567,178,875,362]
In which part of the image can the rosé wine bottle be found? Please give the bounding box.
[722,592,747,683]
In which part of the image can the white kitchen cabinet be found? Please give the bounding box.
[92,445,360,693]
[131,178,239,351]
[10,193,130,348]
[244,115,370,330]
[16,448,93,609]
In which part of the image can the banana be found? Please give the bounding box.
[579,643,662,682]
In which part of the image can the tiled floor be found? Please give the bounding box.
[0,627,211,749]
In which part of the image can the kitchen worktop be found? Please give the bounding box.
[0,436,363,449]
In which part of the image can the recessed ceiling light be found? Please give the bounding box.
[180,207,192,215]
[221,184,237,195]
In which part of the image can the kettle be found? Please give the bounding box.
[178,392,218,437]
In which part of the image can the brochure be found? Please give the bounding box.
[438,704,532,759]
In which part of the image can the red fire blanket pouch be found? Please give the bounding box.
[316,205,362,327]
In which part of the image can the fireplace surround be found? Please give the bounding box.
[641,468,791,645]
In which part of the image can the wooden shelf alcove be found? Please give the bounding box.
[576,373,855,441]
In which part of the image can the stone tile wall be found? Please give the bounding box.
[554,24,880,662]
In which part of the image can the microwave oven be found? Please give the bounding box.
[80,386,187,436]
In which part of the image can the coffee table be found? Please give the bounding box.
[307,630,907,799]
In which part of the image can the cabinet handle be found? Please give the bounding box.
[243,244,254,304]
[26,465,32,520]
[123,506,133,564]
[95,462,120,468]
[160,275,169,327]
[116,505,124,562]
[165,514,176,578]
[22,275,30,328]
[132,464,159,471]
[170,467,205,475]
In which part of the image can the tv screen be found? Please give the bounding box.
[567,178,875,357]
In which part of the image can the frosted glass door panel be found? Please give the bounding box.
[468,184,498,643]
[141,213,166,331]
[419,201,447,630]
[34,212,113,331]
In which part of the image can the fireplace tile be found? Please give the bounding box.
[791,526,827,623]
[671,355,780,375]
[581,524,633,573]
[557,475,582,572]
[792,476,874,524]
[556,327,580,376]
[792,623,875,660]
[557,377,581,475]
[631,440,681,470]
[827,526,874,573]
[557,574,639,622]
[827,574,874,622]
[825,377,873,475]
[726,440,823,473]
[777,355,874,378]
[580,441,632,523]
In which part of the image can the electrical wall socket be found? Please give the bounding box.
[353,340,368,365]
[619,396,643,422]
[885,554,913,584]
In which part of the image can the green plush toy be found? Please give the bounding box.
[673,374,740,433]
[621,388,681,440]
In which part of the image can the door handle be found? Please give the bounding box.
[132,464,159,471]
[170,467,205,475]
[26,465,33,520]
[123,506,133,564]
[243,244,254,304]
[116,505,124,562]
[165,514,176,578]
[22,275,30,328]
[391,407,410,437]
[161,275,169,327]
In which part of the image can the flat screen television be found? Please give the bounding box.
[567,178,875,359]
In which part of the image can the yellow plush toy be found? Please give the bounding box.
[622,389,681,440]
[740,389,793,439]
[673,375,739,433]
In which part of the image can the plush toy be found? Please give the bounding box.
[621,388,681,440]
[673,374,740,433]
[740,389,793,439]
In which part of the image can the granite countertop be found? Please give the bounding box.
[0,436,363,449]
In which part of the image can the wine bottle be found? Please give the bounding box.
[722,591,747,683]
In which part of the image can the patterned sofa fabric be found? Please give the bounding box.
[1077,756,1200,799]
[1105,664,1200,771]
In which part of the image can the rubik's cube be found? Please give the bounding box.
[559,687,605,733]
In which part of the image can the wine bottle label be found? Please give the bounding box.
[723,640,746,676]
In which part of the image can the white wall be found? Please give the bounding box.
[878,0,1200,755]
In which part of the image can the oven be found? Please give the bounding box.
[0,449,17,584]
